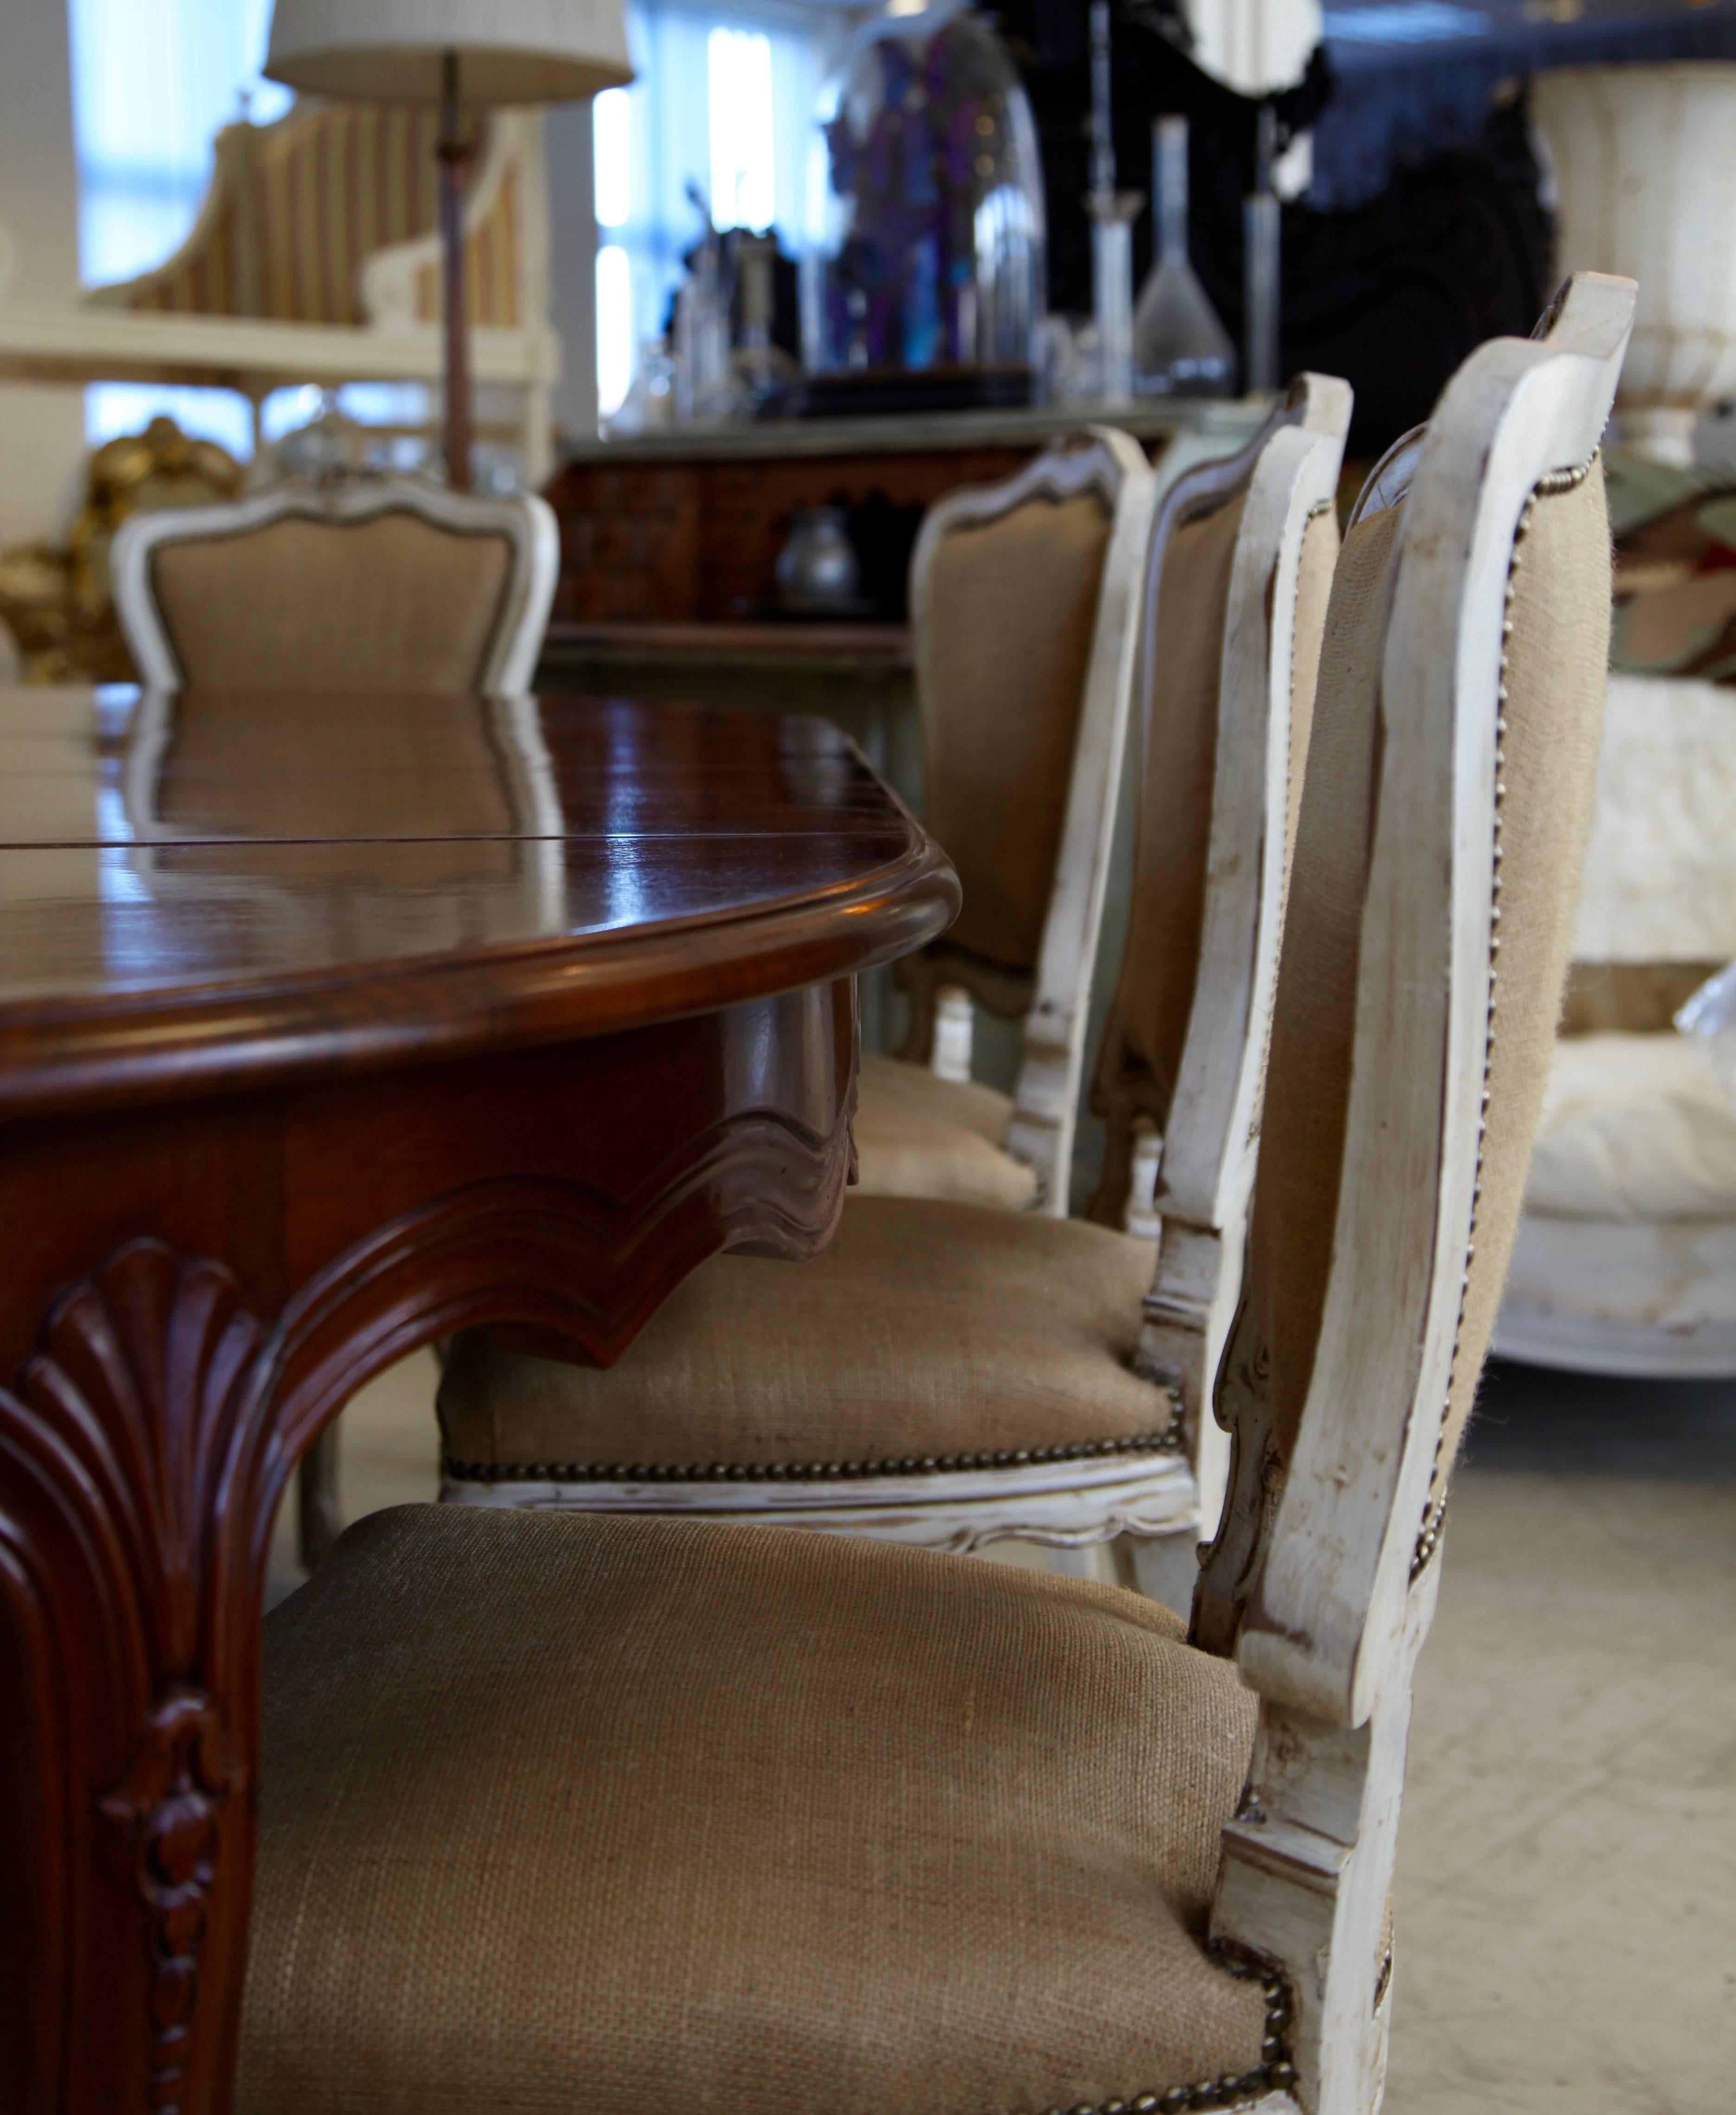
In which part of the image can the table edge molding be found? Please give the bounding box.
[0,839,957,1123]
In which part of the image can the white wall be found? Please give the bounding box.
[1186,0,1321,96]
[0,0,89,546]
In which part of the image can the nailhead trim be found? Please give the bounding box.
[445,1398,1283,2109]
[1412,454,1596,1580]
[447,1404,1186,1488]
[1017,1951,1295,2115]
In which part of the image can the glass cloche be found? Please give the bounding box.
[802,0,1046,405]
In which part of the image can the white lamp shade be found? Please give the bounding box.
[264,0,633,105]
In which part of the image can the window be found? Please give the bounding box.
[68,0,293,457]
[708,27,776,235]
[593,2,827,419]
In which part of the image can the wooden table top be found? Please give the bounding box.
[0,685,957,1120]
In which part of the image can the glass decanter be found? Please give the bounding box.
[1133,116,1235,399]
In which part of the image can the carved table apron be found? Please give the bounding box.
[0,684,957,2115]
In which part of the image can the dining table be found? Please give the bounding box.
[0,680,957,2115]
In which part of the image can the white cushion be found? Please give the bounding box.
[1524,1031,1736,1220]
[1571,675,1736,964]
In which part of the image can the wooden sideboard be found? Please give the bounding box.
[542,399,1267,626]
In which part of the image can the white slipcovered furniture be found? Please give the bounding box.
[1497,671,1736,1374]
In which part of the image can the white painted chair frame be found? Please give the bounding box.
[1110,374,1351,1610]
[898,427,1155,1212]
[444,394,1349,1580]
[112,474,560,695]
[1194,274,1634,2115]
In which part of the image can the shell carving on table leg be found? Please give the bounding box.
[0,1239,275,2115]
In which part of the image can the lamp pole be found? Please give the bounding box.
[437,48,476,490]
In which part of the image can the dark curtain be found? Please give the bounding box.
[996,0,1551,457]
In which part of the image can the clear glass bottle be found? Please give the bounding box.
[802,0,1046,394]
[1091,192,1141,404]
[1133,117,1235,399]
[1243,104,1282,397]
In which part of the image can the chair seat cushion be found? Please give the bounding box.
[852,1053,1040,1210]
[239,1508,1273,2115]
[1524,1031,1736,1220]
[438,1196,1173,1478]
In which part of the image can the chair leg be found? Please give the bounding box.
[298,1421,344,1572]
[931,984,974,1083]
[1041,1542,1121,1585]
[1120,1530,1202,1619]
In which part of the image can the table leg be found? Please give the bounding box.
[0,984,863,2114]
[0,1235,281,2115]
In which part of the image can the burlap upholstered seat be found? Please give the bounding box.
[239,1507,1270,2115]
[226,284,1638,2115]
[440,1196,1172,1476]
[838,1053,1038,1209]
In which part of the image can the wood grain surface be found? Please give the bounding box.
[0,686,955,1116]
[0,682,957,2115]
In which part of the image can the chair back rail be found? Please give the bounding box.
[904,427,1155,1212]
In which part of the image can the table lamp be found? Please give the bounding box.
[264,0,633,490]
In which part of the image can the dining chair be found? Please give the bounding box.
[853,427,1154,1217]
[110,472,559,694]
[433,377,1349,1596]
[111,471,559,1575]
[239,273,1634,2115]
[1085,381,1347,1596]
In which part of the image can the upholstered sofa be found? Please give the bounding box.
[1496,672,1736,1374]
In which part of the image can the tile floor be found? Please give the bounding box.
[268,1350,1736,2108]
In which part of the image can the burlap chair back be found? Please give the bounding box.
[149,512,513,692]
[112,478,558,693]
[1244,470,1612,1499]
[1109,497,1340,1131]
[916,490,1113,975]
